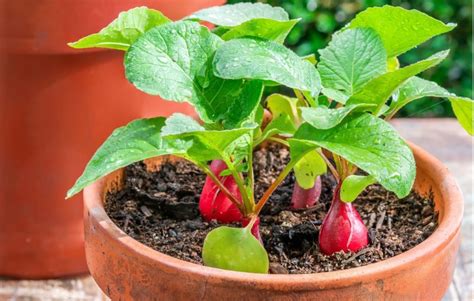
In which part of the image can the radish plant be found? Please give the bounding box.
[67,4,473,273]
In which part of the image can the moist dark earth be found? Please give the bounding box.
[105,144,438,274]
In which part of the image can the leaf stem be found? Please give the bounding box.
[333,154,344,177]
[349,163,358,175]
[317,149,340,182]
[384,109,397,121]
[244,215,258,230]
[294,89,308,106]
[223,157,254,214]
[248,139,255,204]
[302,91,317,107]
[254,159,298,216]
[373,104,386,118]
[333,155,356,181]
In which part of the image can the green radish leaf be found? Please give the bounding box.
[288,139,327,187]
[294,113,416,198]
[125,21,262,126]
[387,57,400,72]
[161,113,205,134]
[66,117,185,198]
[294,151,327,189]
[259,94,302,142]
[387,77,473,135]
[450,97,474,135]
[188,3,289,27]
[321,87,350,104]
[349,5,456,57]
[260,114,296,142]
[221,18,299,43]
[347,50,449,112]
[388,76,453,116]
[254,105,265,128]
[340,175,376,203]
[318,28,387,100]
[300,104,375,130]
[266,93,302,124]
[302,54,317,65]
[228,133,253,167]
[212,26,230,37]
[125,21,220,118]
[200,72,264,129]
[288,139,319,163]
[213,38,321,97]
[202,226,269,273]
[376,105,391,117]
[161,114,256,162]
[68,7,170,50]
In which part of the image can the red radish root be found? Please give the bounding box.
[291,176,322,209]
[319,183,368,255]
[199,160,243,223]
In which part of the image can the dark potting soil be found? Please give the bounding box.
[105,144,438,274]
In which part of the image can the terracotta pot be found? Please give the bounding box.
[83,143,463,300]
[0,0,224,279]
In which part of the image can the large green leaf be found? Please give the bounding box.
[450,97,474,135]
[300,104,375,130]
[188,3,289,27]
[221,18,299,43]
[388,76,453,115]
[161,114,256,162]
[125,21,220,113]
[202,226,269,273]
[347,50,449,112]
[318,28,387,99]
[68,7,170,51]
[125,21,262,126]
[199,69,264,129]
[294,113,416,198]
[214,38,321,96]
[386,77,473,135]
[66,117,184,198]
[349,5,456,57]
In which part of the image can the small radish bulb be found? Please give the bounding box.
[199,160,243,223]
[291,176,322,209]
[319,183,368,255]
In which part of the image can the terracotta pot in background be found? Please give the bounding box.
[83,143,463,300]
[0,0,224,279]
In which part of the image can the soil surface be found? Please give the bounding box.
[105,144,438,274]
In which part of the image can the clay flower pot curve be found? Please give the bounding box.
[0,0,224,279]
[83,143,463,300]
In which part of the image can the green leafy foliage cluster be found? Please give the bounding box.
[229,0,472,118]
[67,3,473,274]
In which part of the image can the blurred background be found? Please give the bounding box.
[229,0,473,118]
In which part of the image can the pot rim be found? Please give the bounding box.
[84,142,463,289]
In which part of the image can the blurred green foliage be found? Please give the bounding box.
[227,0,472,117]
